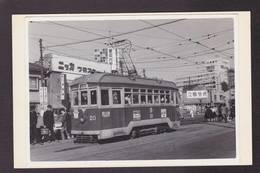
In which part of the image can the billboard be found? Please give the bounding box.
[48,54,112,75]
[187,90,208,99]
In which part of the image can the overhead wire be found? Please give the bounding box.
[44,19,185,48]
[140,20,232,58]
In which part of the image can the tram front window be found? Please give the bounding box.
[73,92,79,105]
[101,90,109,105]
[91,90,97,105]
[81,91,88,105]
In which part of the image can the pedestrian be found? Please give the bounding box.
[211,106,217,122]
[30,105,38,144]
[65,109,72,138]
[60,108,69,140]
[190,109,194,119]
[204,105,212,122]
[221,103,228,123]
[43,105,55,142]
[35,111,44,144]
[217,104,223,121]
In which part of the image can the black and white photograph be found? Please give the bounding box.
[12,12,251,168]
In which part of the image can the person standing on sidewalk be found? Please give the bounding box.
[43,105,55,142]
[221,104,228,123]
[30,105,38,144]
[60,108,69,140]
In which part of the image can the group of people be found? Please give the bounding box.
[30,105,72,145]
[204,103,233,123]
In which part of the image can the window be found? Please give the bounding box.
[154,95,159,104]
[176,92,180,105]
[101,89,109,105]
[141,94,146,104]
[112,90,121,104]
[80,84,87,89]
[80,90,88,105]
[160,90,165,103]
[90,90,97,105]
[29,76,39,90]
[73,91,79,106]
[166,94,170,103]
[133,94,139,104]
[148,95,153,104]
[124,93,132,104]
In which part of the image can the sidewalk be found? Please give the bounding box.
[205,120,235,129]
[180,115,204,125]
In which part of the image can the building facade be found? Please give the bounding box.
[175,58,231,104]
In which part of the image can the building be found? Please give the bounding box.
[29,63,44,108]
[175,58,230,104]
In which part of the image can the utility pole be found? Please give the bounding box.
[39,39,44,87]
[39,38,46,114]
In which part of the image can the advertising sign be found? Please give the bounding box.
[187,90,208,99]
[60,74,65,100]
[49,54,112,75]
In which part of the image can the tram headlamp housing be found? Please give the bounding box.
[80,117,85,123]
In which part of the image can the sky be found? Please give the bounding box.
[29,18,234,81]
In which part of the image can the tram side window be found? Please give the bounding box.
[73,91,79,106]
[112,90,121,104]
[154,90,159,104]
[147,89,153,104]
[133,94,139,104]
[101,90,109,105]
[160,90,165,103]
[148,95,153,104]
[90,90,97,105]
[81,90,88,105]
[125,93,132,104]
[140,94,146,104]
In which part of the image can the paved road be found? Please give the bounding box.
[31,122,235,161]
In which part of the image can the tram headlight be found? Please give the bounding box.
[80,117,85,123]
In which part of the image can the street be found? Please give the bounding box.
[30,122,235,161]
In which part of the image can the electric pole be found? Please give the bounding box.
[39,39,44,87]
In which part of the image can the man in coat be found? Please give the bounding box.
[43,105,55,142]
[30,105,38,144]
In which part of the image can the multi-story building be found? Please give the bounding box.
[175,58,231,104]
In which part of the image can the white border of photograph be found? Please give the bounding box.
[12,12,251,168]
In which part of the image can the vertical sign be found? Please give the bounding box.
[43,87,48,110]
[39,86,44,108]
[60,74,65,100]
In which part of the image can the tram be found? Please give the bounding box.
[69,72,181,142]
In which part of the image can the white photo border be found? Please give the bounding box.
[12,12,251,168]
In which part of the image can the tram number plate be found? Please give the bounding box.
[161,109,167,118]
[90,115,96,121]
[102,111,110,118]
[133,110,141,121]
[73,110,79,119]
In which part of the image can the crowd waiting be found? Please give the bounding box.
[30,105,72,145]
[204,103,235,122]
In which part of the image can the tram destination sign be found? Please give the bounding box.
[187,90,208,99]
[48,54,112,75]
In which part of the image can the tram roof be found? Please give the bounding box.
[70,72,177,89]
